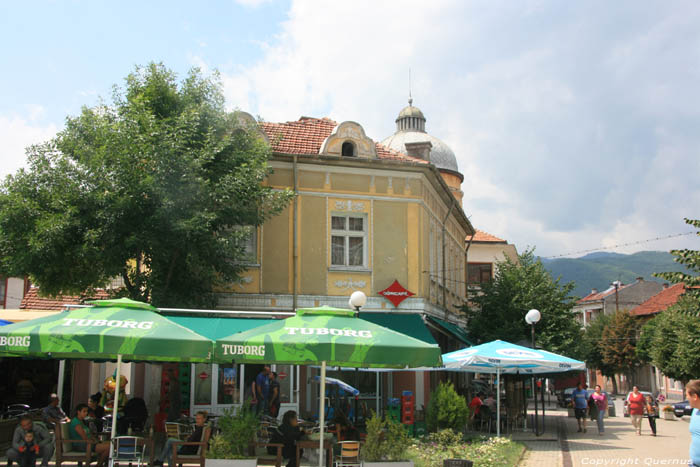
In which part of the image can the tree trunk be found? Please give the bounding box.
[610,376,618,395]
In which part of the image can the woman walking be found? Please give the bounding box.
[627,386,645,435]
[645,394,657,436]
[590,385,607,435]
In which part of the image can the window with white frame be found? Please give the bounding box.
[331,214,366,267]
[233,225,257,264]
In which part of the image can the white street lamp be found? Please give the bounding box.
[349,290,367,312]
[525,308,541,436]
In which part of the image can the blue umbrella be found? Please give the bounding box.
[442,340,585,436]
[0,319,12,326]
[442,340,585,374]
[311,375,360,396]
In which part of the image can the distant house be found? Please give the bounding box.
[0,277,31,310]
[573,277,664,326]
[467,230,518,286]
[630,283,688,398]
[574,277,665,392]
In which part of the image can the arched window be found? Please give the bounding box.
[342,141,355,157]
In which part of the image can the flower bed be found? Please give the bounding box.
[406,430,525,467]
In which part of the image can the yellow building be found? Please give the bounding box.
[189,102,478,416]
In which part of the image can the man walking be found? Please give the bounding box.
[572,383,589,433]
[6,415,54,467]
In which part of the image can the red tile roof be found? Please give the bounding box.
[259,117,428,164]
[20,287,110,311]
[471,230,506,243]
[630,283,686,316]
[577,283,631,303]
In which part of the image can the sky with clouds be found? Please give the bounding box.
[1,0,698,258]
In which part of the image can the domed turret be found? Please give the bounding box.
[382,99,461,176]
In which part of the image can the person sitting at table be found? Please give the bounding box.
[278,410,306,467]
[42,394,69,428]
[6,415,54,467]
[87,393,105,433]
[153,411,207,467]
[483,393,497,411]
[69,403,110,467]
[469,392,484,416]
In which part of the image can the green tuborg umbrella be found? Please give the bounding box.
[0,297,213,362]
[0,297,214,445]
[214,305,441,367]
[215,305,442,467]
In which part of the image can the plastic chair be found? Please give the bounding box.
[334,441,361,467]
[109,436,146,467]
[477,406,492,433]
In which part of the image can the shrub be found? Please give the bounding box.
[426,381,470,432]
[363,411,412,461]
[206,404,258,459]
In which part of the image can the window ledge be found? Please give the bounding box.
[328,266,372,273]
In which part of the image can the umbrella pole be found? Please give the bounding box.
[110,354,122,446]
[496,367,501,437]
[57,360,66,404]
[319,361,326,467]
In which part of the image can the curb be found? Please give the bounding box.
[515,444,528,466]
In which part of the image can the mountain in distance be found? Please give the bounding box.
[539,251,691,299]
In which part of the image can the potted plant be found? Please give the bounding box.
[206,405,259,467]
[363,411,414,467]
[661,405,675,420]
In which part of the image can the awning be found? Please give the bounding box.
[358,312,438,345]
[427,316,472,346]
[166,315,276,340]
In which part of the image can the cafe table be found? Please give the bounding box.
[296,435,334,467]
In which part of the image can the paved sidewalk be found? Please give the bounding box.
[517,403,693,467]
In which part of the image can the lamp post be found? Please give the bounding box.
[525,308,541,435]
[348,290,367,425]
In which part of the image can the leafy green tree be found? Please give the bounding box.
[581,312,619,393]
[599,310,642,384]
[0,63,293,308]
[640,296,700,384]
[463,248,583,357]
[654,218,700,312]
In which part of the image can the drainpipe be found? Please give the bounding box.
[293,155,298,312]
[441,198,456,316]
[464,232,474,303]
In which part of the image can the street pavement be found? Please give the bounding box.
[519,398,693,467]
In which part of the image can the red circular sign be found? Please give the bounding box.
[279,372,288,380]
[198,371,209,380]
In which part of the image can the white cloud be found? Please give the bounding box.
[0,111,59,179]
[215,0,700,257]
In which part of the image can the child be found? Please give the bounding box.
[17,430,40,467]
[645,394,658,436]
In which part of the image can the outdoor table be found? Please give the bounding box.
[297,439,334,467]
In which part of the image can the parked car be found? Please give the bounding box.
[623,391,653,417]
[558,387,576,408]
[673,400,693,418]
[585,389,616,417]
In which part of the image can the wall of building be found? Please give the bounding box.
[222,162,469,312]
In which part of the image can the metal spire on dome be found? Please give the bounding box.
[408,68,413,106]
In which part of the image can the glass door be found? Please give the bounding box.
[273,364,297,420]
